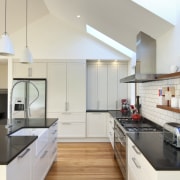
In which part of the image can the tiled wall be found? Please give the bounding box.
[137,78,180,126]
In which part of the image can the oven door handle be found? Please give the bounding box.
[117,137,126,147]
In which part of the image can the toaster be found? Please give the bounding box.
[163,122,180,148]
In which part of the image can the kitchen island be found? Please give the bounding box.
[127,132,180,180]
[0,118,58,180]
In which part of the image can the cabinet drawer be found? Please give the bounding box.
[60,113,86,123]
[58,122,85,137]
[128,138,156,180]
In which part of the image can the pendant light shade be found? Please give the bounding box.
[21,0,33,63]
[0,33,14,56]
[21,46,32,63]
[0,0,14,56]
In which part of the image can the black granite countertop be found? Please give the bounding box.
[108,110,132,119]
[0,118,58,165]
[128,132,180,170]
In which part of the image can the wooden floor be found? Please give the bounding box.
[45,142,123,180]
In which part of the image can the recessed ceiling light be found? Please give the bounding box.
[76,15,81,18]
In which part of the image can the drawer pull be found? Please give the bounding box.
[62,122,71,125]
[18,148,30,159]
[132,145,141,155]
[40,150,48,159]
[132,157,141,169]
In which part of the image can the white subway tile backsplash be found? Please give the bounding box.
[138,78,180,126]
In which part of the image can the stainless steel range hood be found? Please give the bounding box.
[120,31,162,83]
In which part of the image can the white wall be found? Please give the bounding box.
[0,64,8,89]
[10,14,129,61]
[156,1,180,73]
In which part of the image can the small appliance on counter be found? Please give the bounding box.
[120,99,130,115]
[163,122,180,148]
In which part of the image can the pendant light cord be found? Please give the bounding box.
[26,0,28,48]
[4,0,7,34]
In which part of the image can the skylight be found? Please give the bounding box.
[131,0,176,25]
[86,25,135,58]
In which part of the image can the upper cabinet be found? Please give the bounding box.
[87,63,107,110]
[13,63,47,78]
[47,62,86,113]
[87,61,128,110]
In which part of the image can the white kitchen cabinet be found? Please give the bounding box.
[13,62,47,78]
[7,142,35,180]
[127,138,180,180]
[47,63,66,112]
[108,63,128,110]
[107,113,114,148]
[118,64,128,109]
[47,62,86,113]
[86,112,107,138]
[87,62,128,110]
[48,121,58,167]
[58,112,86,138]
[87,63,107,110]
[107,64,118,110]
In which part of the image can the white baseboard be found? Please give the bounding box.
[57,137,109,142]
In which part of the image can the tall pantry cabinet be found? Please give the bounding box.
[87,61,128,110]
[47,62,86,138]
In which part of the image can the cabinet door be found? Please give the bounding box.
[118,64,128,109]
[98,64,108,110]
[13,63,47,78]
[7,144,33,180]
[87,64,98,109]
[67,63,86,112]
[108,64,118,110]
[87,113,107,138]
[47,63,66,112]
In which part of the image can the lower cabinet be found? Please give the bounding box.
[127,138,180,180]
[0,121,58,180]
[86,112,108,138]
[7,143,34,180]
[107,114,114,148]
[58,113,86,138]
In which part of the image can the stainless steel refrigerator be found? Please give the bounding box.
[12,78,47,119]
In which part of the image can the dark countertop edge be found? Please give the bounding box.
[86,110,109,112]
[1,136,38,165]
[127,132,180,171]
[8,118,58,135]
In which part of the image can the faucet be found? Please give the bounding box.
[7,80,39,128]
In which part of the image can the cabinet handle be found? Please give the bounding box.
[18,148,30,159]
[52,148,56,155]
[116,100,118,109]
[28,67,32,77]
[62,122,71,125]
[132,157,141,169]
[132,145,141,155]
[97,101,100,109]
[52,130,57,134]
[40,150,48,159]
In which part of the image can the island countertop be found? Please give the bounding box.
[0,118,58,165]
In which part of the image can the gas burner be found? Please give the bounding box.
[126,127,159,132]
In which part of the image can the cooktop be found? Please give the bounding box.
[116,117,162,132]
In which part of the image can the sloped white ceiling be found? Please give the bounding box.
[0,0,174,53]
[44,0,174,51]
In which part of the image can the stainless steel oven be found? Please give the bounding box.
[114,120,126,179]
[114,117,162,180]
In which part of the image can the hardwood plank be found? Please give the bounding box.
[45,142,123,180]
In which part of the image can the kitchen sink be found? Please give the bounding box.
[10,128,49,156]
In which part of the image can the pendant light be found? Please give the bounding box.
[0,0,14,56]
[20,0,33,63]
